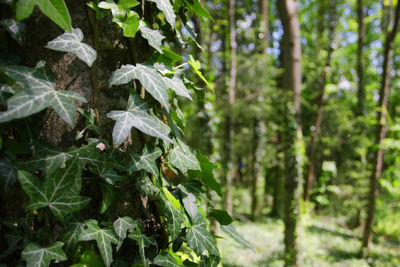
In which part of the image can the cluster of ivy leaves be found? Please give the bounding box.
[0,0,252,266]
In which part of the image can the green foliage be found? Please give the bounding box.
[0,0,250,266]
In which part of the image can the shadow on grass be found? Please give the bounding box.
[307,225,356,240]
[254,250,285,266]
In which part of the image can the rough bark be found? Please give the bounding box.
[304,0,338,202]
[277,0,303,266]
[362,0,400,256]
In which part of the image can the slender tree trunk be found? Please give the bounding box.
[260,0,269,49]
[224,0,237,215]
[356,0,366,116]
[304,0,338,202]
[362,0,400,256]
[277,1,303,266]
[250,119,260,220]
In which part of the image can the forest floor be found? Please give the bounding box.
[218,215,400,267]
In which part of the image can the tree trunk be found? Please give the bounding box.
[250,118,260,220]
[304,0,338,202]
[361,0,400,256]
[260,0,269,49]
[224,0,237,215]
[356,0,366,116]
[277,0,303,266]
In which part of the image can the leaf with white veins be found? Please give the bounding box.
[113,216,137,250]
[46,28,97,67]
[109,64,170,111]
[128,144,162,176]
[147,0,176,28]
[21,241,67,267]
[79,220,118,267]
[168,140,200,173]
[186,214,219,257]
[107,92,172,146]
[139,21,165,53]
[0,65,86,126]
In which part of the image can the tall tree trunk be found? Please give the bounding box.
[224,0,237,215]
[250,119,260,220]
[362,0,400,256]
[260,0,269,49]
[277,0,303,266]
[356,0,366,116]
[304,0,338,202]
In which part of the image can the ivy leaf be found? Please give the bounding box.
[16,0,72,32]
[147,0,176,28]
[0,18,25,45]
[159,194,185,240]
[0,233,22,260]
[181,190,197,221]
[200,255,220,267]
[79,220,118,267]
[128,224,157,267]
[220,224,254,251]
[21,241,67,267]
[128,144,162,177]
[186,214,219,257]
[109,64,170,110]
[0,65,87,126]
[139,21,165,53]
[18,156,90,220]
[113,216,137,250]
[188,55,213,91]
[188,154,222,197]
[62,222,84,253]
[163,74,192,101]
[46,28,97,67]
[107,92,172,147]
[209,209,233,225]
[153,251,182,267]
[168,140,200,173]
[0,156,17,191]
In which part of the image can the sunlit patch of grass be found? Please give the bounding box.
[218,215,400,267]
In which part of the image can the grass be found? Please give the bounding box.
[217,215,400,267]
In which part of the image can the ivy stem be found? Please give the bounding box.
[87,6,101,125]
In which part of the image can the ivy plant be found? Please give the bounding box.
[0,0,252,266]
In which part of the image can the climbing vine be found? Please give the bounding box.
[0,0,251,266]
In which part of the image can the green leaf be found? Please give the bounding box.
[188,154,222,197]
[181,190,197,221]
[188,55,213,91]
[20,140,102,175]
[16,0,72,32]
[62,222,84,253]
[109,64,170,111]
[119,13,140,37]
[220,224,254,250]
[18,156,90,219]
[128,144,162,177]
[0,65,87,126]
[163,73,192,101]
[159,194,185,240]
[209,209,233,225]
[0,233,22,260]
[107,92,172,147]
[128,224,157,267]
[168,140,200,173]
[0,18,25,45]
[0,156,17,191]
[163,187,181,209]
[113,216,137,250]
[186,214,219,257]
[153,251,182,267]
[147,0,176,28]
[79,220,118,267]
[46,28,97,67]
[139,21,165,53]
[200,255,220,267]
[21,241,67,267]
